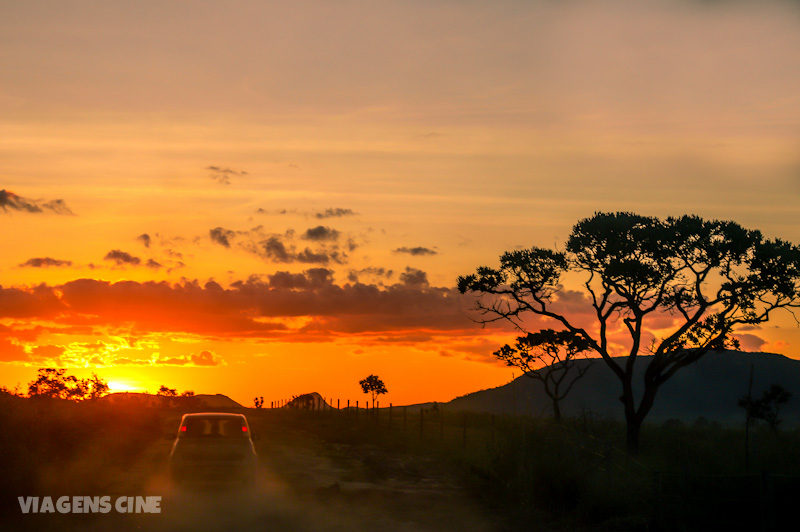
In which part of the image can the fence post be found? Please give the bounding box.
[356,400,359,419]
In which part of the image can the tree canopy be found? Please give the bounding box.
[494,329,593,421]
[27,368,109,400]
[359,374,388,408]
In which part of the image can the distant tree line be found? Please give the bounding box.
[0,368,199,403]
[25,368,109,401]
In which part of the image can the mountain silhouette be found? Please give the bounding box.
[447,351,800,425]
[100,392,243,409]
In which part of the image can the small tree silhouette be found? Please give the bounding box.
[494,329,593,422]
[85,373,109,400]
[359,374,387,408]
[739,384,792,432]
[254,396,264,409]
[157,385,177,397]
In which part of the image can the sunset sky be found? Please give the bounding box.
[2,0,800,406]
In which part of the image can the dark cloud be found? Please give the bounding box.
[296,248,344,265]
[348,267,393,283]
[215,223,350,265]
[19,257,73,268]
[103,250,141,266]
[146,259,162,269]
[399,267,428,287]
[394,246,438,256]
[256,208,297,215]
[302,225,340,241]
[256,236,345,265]
[0,189,74,215]
[261,236,292,262]
[315,208,356,219]
[0,274,476,340]
[137,233,151,248]
[206,165,247,185]
[266,268,334,289]
[209,227,236,248]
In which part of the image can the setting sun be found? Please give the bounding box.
[105,380,140,393]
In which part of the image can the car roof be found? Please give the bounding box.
[181,412,247,418]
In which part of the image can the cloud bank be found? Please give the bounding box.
[0,190,74,215]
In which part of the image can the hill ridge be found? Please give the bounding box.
[446,350,800,425]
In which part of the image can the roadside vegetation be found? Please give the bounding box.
[250,406,800,531]
[2,382,799,530]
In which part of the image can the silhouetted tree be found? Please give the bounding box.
[254,396,264,408]
[495,329,593,422]
[0,386,19,397]
[181,390,195,397]
[458,212,800,454]
[359,374,388,408]
[84,373,109,400]
[740,384,792,432]
[27,368,108,401]
[157,385,177,397]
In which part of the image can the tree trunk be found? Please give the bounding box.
[626,416,642,455]
[552,398,562,423]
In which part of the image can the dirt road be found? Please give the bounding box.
[7,418,500,532]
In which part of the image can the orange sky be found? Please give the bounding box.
[2,0,800,406]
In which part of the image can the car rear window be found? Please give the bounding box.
[181,417,247,438]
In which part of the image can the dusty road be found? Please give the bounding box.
[6,415,501,532]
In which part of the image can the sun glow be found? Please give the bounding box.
[106,380,141,393]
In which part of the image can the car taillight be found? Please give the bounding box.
[241,426,248,432]
[180,426,187,432]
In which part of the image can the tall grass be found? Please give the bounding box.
[0,394,166,512]
[247,407,800,530]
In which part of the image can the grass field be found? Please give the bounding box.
[2,394,799,531]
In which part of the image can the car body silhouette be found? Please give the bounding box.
[168,412,258,489]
